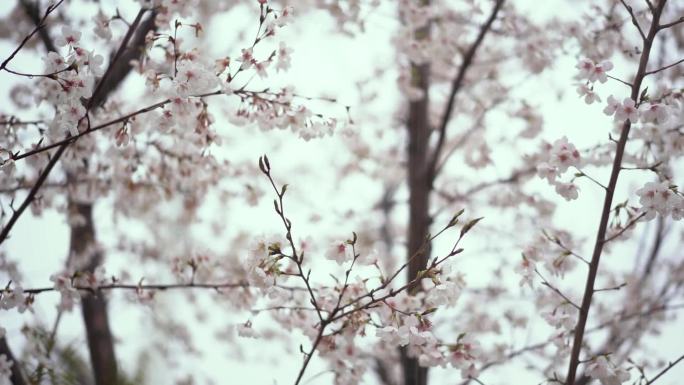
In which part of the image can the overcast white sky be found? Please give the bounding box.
[1,1,683,384]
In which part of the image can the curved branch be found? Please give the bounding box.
[428,0,504,186]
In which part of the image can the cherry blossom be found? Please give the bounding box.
[448,335,481,379]
[41,52,69,72]
[635,181,679,220]
[254,60,269,79]
[585,356,630,385]
[92,10,113,40]
[640,102,670,124]
[576,58,613,83]
[549,136,581,172]
[604,96,639,123]
[174,61,218,98]
[50,271,81,311]
[514,255,535,287]
[554,182,580,201]
[276,42,293,71]
[238,48,254,70]
[1,2,683,385]
[576,83,601,104]
[426,280,463,307]
[325,240,353,265]
[376,325,409,347]
[542,306,576,331]
[55,26,82,47]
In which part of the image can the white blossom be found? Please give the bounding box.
[585,356,630,385]
[55,26,82,47]
[325,240,353,265]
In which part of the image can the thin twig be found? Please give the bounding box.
[644,57,684,76]
[619,0,647,40]
[0,0,64,71]
[535,268,581,309]
[645,354,684,384]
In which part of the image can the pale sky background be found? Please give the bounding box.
[1,1,682,385]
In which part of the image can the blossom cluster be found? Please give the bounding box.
[36,27,103,140]
[586,356,630,385]
[635,181,684,221]
[536,137,582,201]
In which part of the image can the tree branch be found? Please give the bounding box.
[428,0,504,185]
[646,354,684,384]
[564,2,667,384]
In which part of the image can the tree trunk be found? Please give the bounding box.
[402,16,432,385]
[68,201,118,385]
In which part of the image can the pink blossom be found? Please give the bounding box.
[640,103,670,124]
[585,356,630,385]
[325,240,353,265]
[636,181,678,220]
[55,26,82,47]
[605,96,639,123]
[554,182,579,201]
[576,83,601,104]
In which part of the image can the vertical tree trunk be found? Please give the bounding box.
[68,201,118,385]
[402,13,431,385]
[64,11,157,384]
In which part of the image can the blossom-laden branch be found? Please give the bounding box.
[459,301,684,385]
[0,6,152,246]
[259,155,324,323]
[565,2,670,384]
[255,156,482,384]
[0,4,308,245]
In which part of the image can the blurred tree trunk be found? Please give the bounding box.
[64,10,158,385]
[402,4,431,384]
[68,201,118,385]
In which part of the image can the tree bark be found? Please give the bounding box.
[68,201,119,385]
[402,18,432,385]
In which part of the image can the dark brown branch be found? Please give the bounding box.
[10,87,263,162]
[89,10,158,108]
[0,0,63,71]
[645,354,684,384]
[657,16,684,30]
[644,57,684,76]
[573,217,667,385]
[565,2,667,384]
[427,0,504,186]
[0,337,27,385]
[18,0,58,53]
[0,9,157,245]
[87,9,147,110]
[619,0,647,40]
[0,143,68,244]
